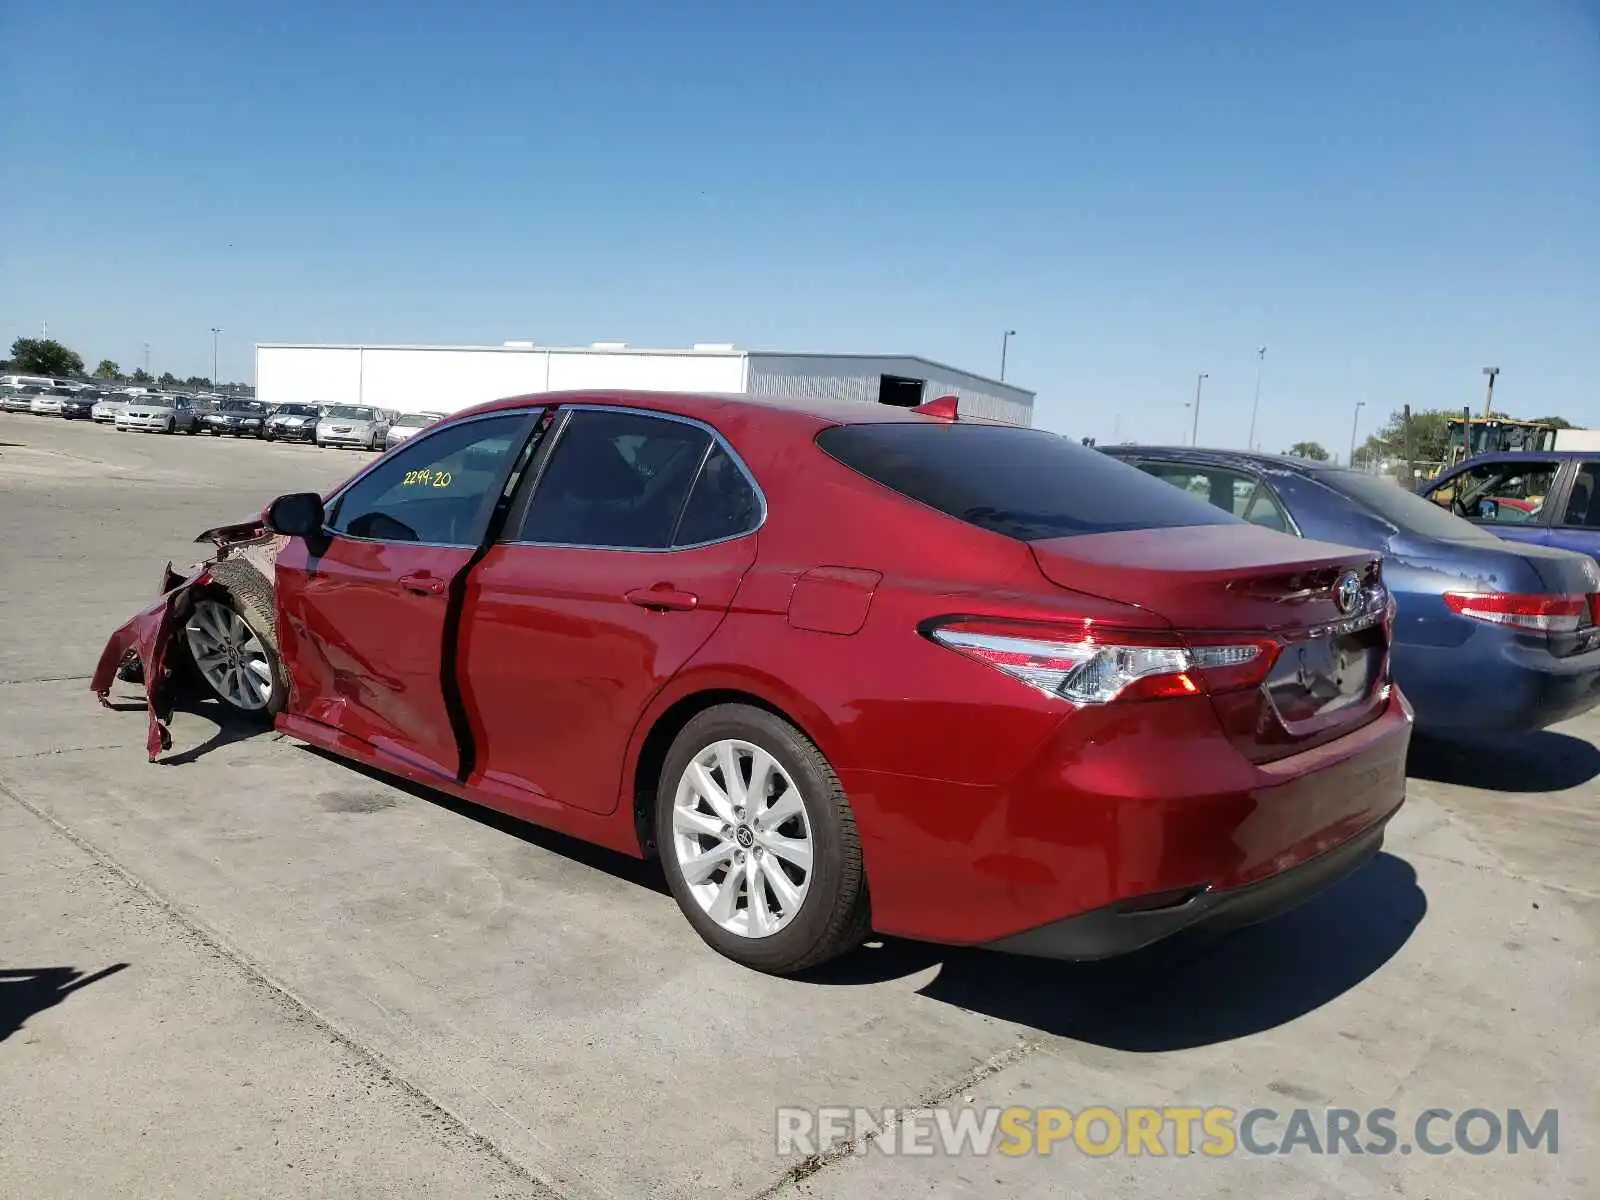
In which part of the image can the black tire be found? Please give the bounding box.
[656,704,870,975]
[183,560,288,722]
[263,429,276,441]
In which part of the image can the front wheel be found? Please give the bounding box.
[656,704,869,975]
[182,567,287,721]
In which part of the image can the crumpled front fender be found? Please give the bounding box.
[90,562,213,761]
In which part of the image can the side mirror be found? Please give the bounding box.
[265,492,326,538]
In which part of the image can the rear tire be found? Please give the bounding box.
[656,704,869,975]
[182,563,287,722]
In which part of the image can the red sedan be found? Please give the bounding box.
[93,390,1411,974]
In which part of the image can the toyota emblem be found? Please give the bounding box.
[1334,572,1363,616]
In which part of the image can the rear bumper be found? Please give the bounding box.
[983,815,1389,959]
[1394,636,1600,733]
[845,688,1412,952]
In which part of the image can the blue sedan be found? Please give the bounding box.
[1420,450,1600,561]
[1101,447,1600,734]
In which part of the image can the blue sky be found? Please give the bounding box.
[2,0,1596,454]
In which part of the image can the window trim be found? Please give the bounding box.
[1122,456,1303,538]
[1447,458,1561,530]
[499,403,767,553]
[323,407,546,549]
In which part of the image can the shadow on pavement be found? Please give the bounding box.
[157,699,267,766]
[803,852,1426,1050]
[298,745,671,895]
[0,964,129,1043]
[1408,730,1600,792]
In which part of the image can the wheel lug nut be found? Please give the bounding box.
[735,850,746,863]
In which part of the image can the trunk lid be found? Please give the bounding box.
[1029,525,1391,762]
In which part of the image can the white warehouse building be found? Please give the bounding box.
[255,342,1034,426]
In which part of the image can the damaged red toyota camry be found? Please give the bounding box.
[93,391,1411,974]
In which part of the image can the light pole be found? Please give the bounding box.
[1246,346,1266,450]
[210,328,222,388]
[142,342,151,375]
[1482,366,1500,417]
[1190,372,1208,445]
[1000,330,1016,382]
[1349,401,1366,468]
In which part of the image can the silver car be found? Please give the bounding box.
[116,395,180,433]
[2,387,42,413]
[316,404,390,450]
[383,411,445,450]
[262,403,324,442]
[92,395,127,423]
[29,391,68,416]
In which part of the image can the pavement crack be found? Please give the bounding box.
[0,673,88,685]
[3,742,128,760]
[0,774,571,1200]
[745,1038,1045,1199]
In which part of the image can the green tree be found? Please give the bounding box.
[157,371,178,388]
[94,359,121,379]
[130,368,153,384]
[1286,441,1330,461]
[9,337,85,376]
[183,375,212,389]
[1354,407,1454,467]
[1531,415,1574,429]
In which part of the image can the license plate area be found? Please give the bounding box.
[1264,625,1385,728]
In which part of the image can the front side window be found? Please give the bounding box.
[517,410,714,548]
[329,413,532,546]
[1431,461,1557,525]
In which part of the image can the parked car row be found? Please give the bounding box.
[2,385,444,450]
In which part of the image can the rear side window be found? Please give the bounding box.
[1134,462,1292,533]
[816,423,1238,540]
[674,445,761,545]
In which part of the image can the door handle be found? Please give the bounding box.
[626,585,699,612]
[399,572,446,596]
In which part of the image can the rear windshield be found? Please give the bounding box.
[816,423,1239,540]
[1316,469,1504,543]
[326,405,376,420]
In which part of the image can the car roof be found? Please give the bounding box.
[453,388,1012,433]
[1436,449,1593,463]
[1099,444,1359,476]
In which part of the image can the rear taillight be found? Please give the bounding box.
[927,619,1278,705]
[1443,592,1589,633]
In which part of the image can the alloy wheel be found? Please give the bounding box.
[671,739,813,939]
[184,599,273,711]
